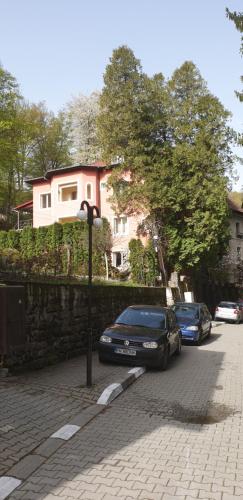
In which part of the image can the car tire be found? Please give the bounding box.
[175,335,182,355]
[160,343,169,371]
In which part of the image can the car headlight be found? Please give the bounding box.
[187,326,198,331]
[100,335,112,343]
[142,341,158,349]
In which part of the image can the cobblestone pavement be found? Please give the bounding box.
[4,323,243,499]
[0,353,129,475]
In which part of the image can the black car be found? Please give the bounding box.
[98,305,182,370]
[172,302,212,345]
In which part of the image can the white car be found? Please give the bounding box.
[215,301,243,323]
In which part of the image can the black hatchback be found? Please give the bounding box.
[98,305,182,370]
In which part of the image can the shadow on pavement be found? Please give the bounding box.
[7,333,242,500]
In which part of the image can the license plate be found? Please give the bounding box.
[115,348,136,356]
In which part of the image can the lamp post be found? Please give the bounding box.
[77,200,102,387]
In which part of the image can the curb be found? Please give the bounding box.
[211,321,225,328]
[0,367,146,498]
[97,366,146,405]
[0,404,105,500]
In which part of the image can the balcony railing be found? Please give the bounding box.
[15,220,33,231]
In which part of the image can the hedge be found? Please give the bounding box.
[0,219,112,277]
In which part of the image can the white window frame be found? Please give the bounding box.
[58,182,78,203]
[86,182,93,201]
[40,192,51,209]
[112,251,123,268]
[113,216,128,236]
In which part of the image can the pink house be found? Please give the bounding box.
[25,162,145,269]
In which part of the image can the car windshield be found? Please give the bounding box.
[115,308,166,329]
[219,302,238,309]
[173,305,199,319]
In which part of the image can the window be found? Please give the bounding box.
[40,193,51,208]
[236,222,240,237]
[113,216,128,235]
[113,252,122,267]
[58,183,77,202]
[100,182,107,191]
[86,183,92,200]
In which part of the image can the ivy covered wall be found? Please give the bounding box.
[0,220,112,277]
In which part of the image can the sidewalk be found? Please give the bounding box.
[0,353,131,477]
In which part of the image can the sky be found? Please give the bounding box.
[1,0,243,188]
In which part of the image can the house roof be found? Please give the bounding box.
[13,200,33,211]
[25,161,113,185]
[228,197,243,215]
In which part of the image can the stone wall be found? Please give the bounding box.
[2,281,176,373]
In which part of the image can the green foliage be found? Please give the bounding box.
[0,219,112,277]
[129,239,145,283]
[97,46,169,214]
[129,238,158,286]
[0,64,21,218]
[0,63,72,224]
[7,230,20,250]
[0,230,7,250]
[98,48,233,274]
[143,240,158,286]
[226,8,243,101]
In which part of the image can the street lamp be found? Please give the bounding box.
[77,200,102,387]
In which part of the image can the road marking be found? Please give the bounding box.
[51,424,80,440]
[0,477,22,500]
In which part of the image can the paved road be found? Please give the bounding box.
[5,323,243,499]
[0,353,129,476]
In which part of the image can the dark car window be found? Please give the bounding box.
[202,305,210,319]
[115,308,166,329]
[219,302,238,309]
[173,305,199,319]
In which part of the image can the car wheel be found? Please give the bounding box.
[175,335,182,355]
[160,343,169,371]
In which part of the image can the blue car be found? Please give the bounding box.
[172,302,212,345]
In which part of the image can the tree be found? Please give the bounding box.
[17,102,72,180]
[0,64,22,218]
[226,8,243,101]
[66,92,100,163]
[153,62,234,272]
[97,47,235,275]
[97,45,169,214]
